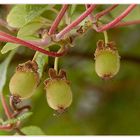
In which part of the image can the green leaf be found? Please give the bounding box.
[1,21,44,54]
[25,5,52,23]
[7,5,27,28]
[7,4,52,28]
[1,43,19,54]
[18,21,45,36]
[33,48,49,78]
[2,112,33,125]
[17,126,45,135]
[110,5,140,22]
[0,50,16,92]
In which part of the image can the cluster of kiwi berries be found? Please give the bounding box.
[9,60,73,113]
[9,40,120,113]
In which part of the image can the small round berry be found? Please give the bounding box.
[45,79,72,113]
[94,40,120,79]
[9,61,39,99]
[44,69,72,113]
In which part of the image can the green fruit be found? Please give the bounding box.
[95,41,120,79]
[45,79,72,112]
[9,61,39,99]
[9,71,38,99]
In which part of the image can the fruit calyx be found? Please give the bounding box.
[16,60,40,85]
[95,40,118,57]
[16,60,38,73]
[44,68,70,86]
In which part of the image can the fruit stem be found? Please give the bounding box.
[54,47,63,73]
[32,51,39,61]
[103,30,109,45]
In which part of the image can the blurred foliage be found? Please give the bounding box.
[0,4,140,135]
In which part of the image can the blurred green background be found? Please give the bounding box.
[0,4,140,135]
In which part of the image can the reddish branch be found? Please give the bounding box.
[113,19,140,28]
[0,4,138,58]
[0,93,26,135]
[48,5,69,35]
[94,4,137,32]
[85,4,94,21]
[0,93,12,119]
[0,125,13,131]
[0,36,16,44]
[95,4,119,19]
[0,31,66,57]
[0,93,13,131]
[56,4,96,40]
[0,34,51,47]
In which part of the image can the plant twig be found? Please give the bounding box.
[94,4,136,32]
[56,4,96,40]
[0,125,13,131]
[0,31,66,57]
[48,5,69,35]
[113,19,140,28]
[0,34,51,47]
[0,36,17,43]
[85,4,95,21]
[95,4,119,19]
[0,93,12,119]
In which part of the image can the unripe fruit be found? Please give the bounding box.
[94,40,120,79]
[9,61,39,99]
[46,79,72,112]
[44,69,72,113]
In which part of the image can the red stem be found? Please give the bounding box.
[28,38,51,46]
[0,31,66,57]
[0,93,12,119]
[0,125,12,131]
[48,5,69,35]
[0,36,17,43]
[113,19,140,28]
[56,4,96,40]
[94,4,137,32]
[0,34,51,47]
[85,4,94,21]
[95,4,119,19]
